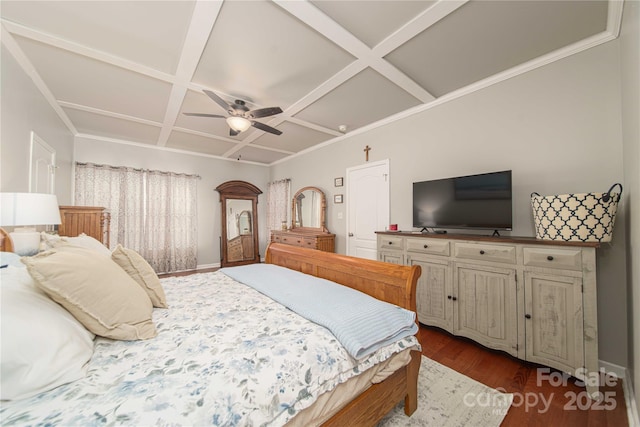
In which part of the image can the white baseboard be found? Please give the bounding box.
[196,263,220,270]
[600,359,627,379]
[599,360,639,426]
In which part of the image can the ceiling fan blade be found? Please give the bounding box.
[203,89,232,112]
[230,129,239,137]
[183,113,225,118]
[248,106,283,119]
[251,121,282,135]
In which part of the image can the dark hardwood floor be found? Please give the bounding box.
[417,325,629,426]
[158,267,629,426]
[158,267,218,278]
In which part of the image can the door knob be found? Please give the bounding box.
[348,232,354,237]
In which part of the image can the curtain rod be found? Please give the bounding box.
[76,162,201,179]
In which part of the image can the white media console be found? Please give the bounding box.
[376,231,601,398]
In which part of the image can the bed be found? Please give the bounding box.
[0,240,422,426]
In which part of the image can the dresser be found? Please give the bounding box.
[377,231,600,397]
[270,229,335,252]
[58,206,111,247]
[227,234,255,262]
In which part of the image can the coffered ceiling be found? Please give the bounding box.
[1,1,622,165]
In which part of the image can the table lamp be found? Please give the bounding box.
[0,192,61,256]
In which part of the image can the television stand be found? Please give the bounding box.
[492,230,501,237]
[375,231,600,398]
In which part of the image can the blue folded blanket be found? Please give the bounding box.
[220,263,418,360]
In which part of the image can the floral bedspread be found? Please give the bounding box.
[1,271,420,426]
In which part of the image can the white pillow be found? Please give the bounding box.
[0,251,23,268]
[39,232,62,251]
[0,266,95,401]
[41,232,111,257]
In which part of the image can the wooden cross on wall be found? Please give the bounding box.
[364,145,371,162]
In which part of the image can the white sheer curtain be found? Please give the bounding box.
[75,163,145,250]
[143,171,198,273]
[75,162,198,273]
[267,179,291,233]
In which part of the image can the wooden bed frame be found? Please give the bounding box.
[0,228,14,252]
[265,243,422,426]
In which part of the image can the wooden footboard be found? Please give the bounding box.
[265,243,422,426]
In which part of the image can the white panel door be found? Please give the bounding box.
[29,132,56,194]
[346,160,389,259]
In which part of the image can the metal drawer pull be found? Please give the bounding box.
[388,241,393,245]
[447,295,452,300]
[525,314,532,319]
[479,250,485,255]
[423,244,428,248]
[547,255,554,261]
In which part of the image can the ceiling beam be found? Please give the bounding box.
[274,0,436,104]
[156,1,223,147]
[1,19,174,83]
[0,25,78,135]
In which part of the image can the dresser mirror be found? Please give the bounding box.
[216,181,262,267]
[238,210,252,235]
[291,186,328,232]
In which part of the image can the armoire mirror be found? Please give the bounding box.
[291,186,327,232]
[215,180,262,267]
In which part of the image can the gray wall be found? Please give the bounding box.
[74,138,270,268]
[0,45,74,203]
[620,0,640,411]
[271,40,629,369]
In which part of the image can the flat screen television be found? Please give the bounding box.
[412,170,512,232]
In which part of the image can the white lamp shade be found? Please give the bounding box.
[0,193,61,226]
[226,116,252,132]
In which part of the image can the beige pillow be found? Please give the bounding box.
[112,245,167,308]
[22,246,156,340]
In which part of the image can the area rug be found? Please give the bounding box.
[378,355,514,426]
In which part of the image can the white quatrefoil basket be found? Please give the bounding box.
[531,183,623,243]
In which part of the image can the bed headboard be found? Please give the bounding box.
[265,243,420,313]
[58,206,111,247]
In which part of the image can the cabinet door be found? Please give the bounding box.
[454,263,518,356]
[379,250,403,265]
[524,272,584,376]
[407,254,452,332]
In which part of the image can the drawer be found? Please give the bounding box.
[378,235,404,251]
[406,238,450,256]
[523,247,582,271]
[280,235,304,246]
[303,237,318,249]
[454,242,516,264]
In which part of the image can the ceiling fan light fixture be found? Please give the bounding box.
[226,116,251,133]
